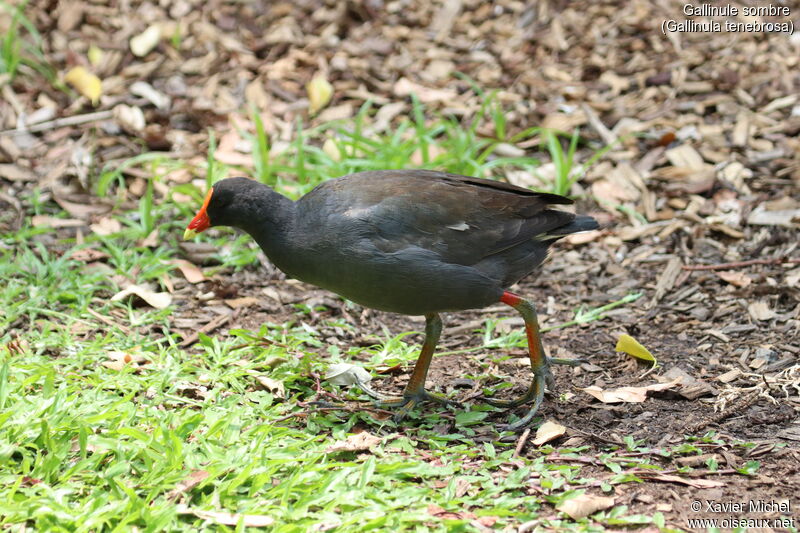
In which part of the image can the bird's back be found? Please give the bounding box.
[288,170,596,314]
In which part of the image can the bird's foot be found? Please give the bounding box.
[374,389,461,422]
[484,359,555,409]
[483,359,555,431]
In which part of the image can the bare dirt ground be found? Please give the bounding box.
[2,0,799,529]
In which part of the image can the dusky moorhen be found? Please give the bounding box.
[184,170,598,429]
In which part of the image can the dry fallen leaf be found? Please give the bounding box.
[645,474,724,488]
[139,229,159,248]
[225,297,260,309]
[214,130,254,167]
[64,66,102,105]
[168,259,206,283]
[252,374,285,398]
[532,420,567,445]
[747,301,776,321]
[324,431,382,454]
[716,270,752,288]
[556,493,616,519]
[102,348,149,371]
[113,104,146,132]
[31,215,85,228]
[393,77,458,103]
[0,164,35,182]
[89,216,122,236]
[110,284,172,309]
[69,248,109,262]
[582,379,680,403]
[325,363,372,386]
[175,505,274,527]
[747,206,800,227]
[786,268,800,288]
[130,81,171,109]
[564,230,602,245]
[166,470,210,501]
[130,24,162,57]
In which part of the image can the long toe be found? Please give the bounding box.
[376,389,461,422]
[484,383,538,408]
[483,361,554,409]
[355,381,395,402]
[499,374,547,431]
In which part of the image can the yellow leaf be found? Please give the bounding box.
[306,74,333,115]
[65,66,102,105]
[88,44,103,67]
[615,334,656,364]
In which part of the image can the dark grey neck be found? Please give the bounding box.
[219,186,297,265]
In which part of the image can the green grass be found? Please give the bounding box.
[0,1,59,86]
[0,96,756,531]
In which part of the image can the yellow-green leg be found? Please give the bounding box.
[485,292,555,430]
[366,313,459,421]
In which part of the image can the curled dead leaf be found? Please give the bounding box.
[31,215,85,228]
[225,297,260,309]
[110,284,172,309]
[747,301,776,321]
[89,216,122,236]
[643,474,724,488]
[175,505,274,527]
[556,493,616,519]
[113,104,146,133]
[324,431,381,454]
[168,259,206,283]
[69,248,109,262]
[130,24,162,57]
[716,270,752,288]
[582,379,680,403]
[102,348,149,371]
[130,81,171,109]
[532,420,567,445]
[325,363,372,386]
[253,375,285,398]
[394,77,458,103]
[166,470,210,501]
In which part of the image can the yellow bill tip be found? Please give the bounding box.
[183,228,198,240]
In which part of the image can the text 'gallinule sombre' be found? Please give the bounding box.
[184,170,598,430]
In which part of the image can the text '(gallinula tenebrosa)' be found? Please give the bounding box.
[184,170,598,430]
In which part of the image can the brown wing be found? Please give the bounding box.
[305,170,577,266]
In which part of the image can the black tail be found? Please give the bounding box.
[555,215,599,235]
[536,215,599,241]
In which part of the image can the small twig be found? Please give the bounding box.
[179,312,234,347]
[86,308,132,336]
[513,427,531,457]
[682,257,800,271]
[580,103,618,146]
[271,404,395,425]
[627,468,739,478]
[0,110,114,135]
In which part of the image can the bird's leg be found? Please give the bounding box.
[372,313,460,421]
[484,292,554,430]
